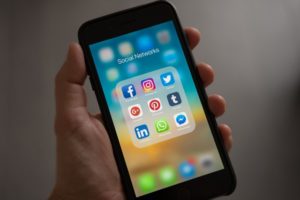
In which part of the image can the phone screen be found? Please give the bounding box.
[89,21,224,197]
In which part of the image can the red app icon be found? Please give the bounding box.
[148,98,162,112]
[128,104,143,119]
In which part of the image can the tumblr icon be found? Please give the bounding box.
[167,92,182,106]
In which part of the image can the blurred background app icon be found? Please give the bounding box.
[106,67,119,82]
[99,47,114,62]
[118,41,133,56]
[179,161,196,179]
[137,35,153,51]
[127,62,138,74]
[163,49,177,64]
[111,89,119,103]
[199,153,214,170]
[137,172,156,193]
[159,166,177,186]
[157,30,171,44]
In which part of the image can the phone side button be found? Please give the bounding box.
[89,77,96,91]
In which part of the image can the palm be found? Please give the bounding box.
[53,105,124,199]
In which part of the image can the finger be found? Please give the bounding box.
[208,94,226,117]
[184,27,201,49]
[55,42,87,112]
[93,113,104,123]
[197,63,215,87]
[218,124,233,151]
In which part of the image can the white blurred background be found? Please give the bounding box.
[1,0,300,199]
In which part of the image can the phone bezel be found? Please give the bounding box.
[78,1,236,199]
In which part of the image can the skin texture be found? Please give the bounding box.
[49,27,233,200]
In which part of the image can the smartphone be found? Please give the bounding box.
[78,1,236,199]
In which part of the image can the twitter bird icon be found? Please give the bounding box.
[160,72,175,86]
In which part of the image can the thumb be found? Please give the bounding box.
[55,42,88,114]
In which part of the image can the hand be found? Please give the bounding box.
[49,27,232,200]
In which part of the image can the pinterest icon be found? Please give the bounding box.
[148,98,162,112]
[128,104,143,119]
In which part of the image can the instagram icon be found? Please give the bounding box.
[141,78,156,93]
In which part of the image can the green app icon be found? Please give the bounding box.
[155,119,169,133]
[137,172,156,193]
[159,166,177,186]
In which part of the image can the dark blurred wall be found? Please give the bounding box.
[0,0,11,196]
[1,0,300,199]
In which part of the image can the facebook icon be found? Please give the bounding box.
[122,84,136,99]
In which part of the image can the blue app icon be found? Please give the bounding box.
[135,124,150,140]
[179,161,196,179]
[137,35,153,51]
[163,49,177,64]
[122,84,136,98]
[167,92,182,106]
[174,112,189,127]
[176,115,186,124]
[160,72,175,86]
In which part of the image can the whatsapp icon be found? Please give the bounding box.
[155,119,169,133]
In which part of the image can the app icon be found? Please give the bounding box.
[137,172,156,193]
[128,104,143,119]
[121,84,136,99]
[167,92,182,106]
[137,35,153,51]
[155,119,169,133]
[148,98,162,112]
[157,30,170,44]
[118,41,133,56]
[179,161,196,179]
[199,153,214,170]
[174,112,189,127]
[106,67,119,82]
[163,49,177,64]
[99,47,114,62]
[160,72,175,86]
[127,62,138,74]
[135,124,150,139]
[159,166,177,186]
[111,88,118,102]
[141,78,156,93]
